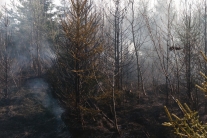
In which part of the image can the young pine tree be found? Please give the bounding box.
[50,0,103,129]
[162,51,207,138]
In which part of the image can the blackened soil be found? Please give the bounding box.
[117,102,173,138]
[63,93,176,138]
[0,89,69,138]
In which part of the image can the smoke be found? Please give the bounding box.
[26,78,62,118]
[0,0,7,7]
[0,0,65,133]
[26,78,65,130]
[9,41,56,75]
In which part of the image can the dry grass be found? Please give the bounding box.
[0,87,69,138]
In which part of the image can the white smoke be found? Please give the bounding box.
[26,78,63,121]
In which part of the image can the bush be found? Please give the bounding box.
[162,51,207,138]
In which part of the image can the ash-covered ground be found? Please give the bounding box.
[0,78,70,138]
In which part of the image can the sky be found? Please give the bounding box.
[0,0,6,6]
[0,0,196,8]
[53,0,61,6]
[0,0,200,15]
[0,0,61,8]
[0,0,194,5]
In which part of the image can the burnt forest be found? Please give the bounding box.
[0,0,207,138]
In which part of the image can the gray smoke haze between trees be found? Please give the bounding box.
[0,0,206,136]
[25,78,65,131]
[26,78,63,120]
[0,0,66,133]
[0,0,202,112]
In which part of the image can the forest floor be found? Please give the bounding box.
[117,99,169,137]
[67,88,207,138]
[115,93,173,138]
[115,89,207,138]
[65,90,178,138]
[0,84,70,138]
[0,84,206,138]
